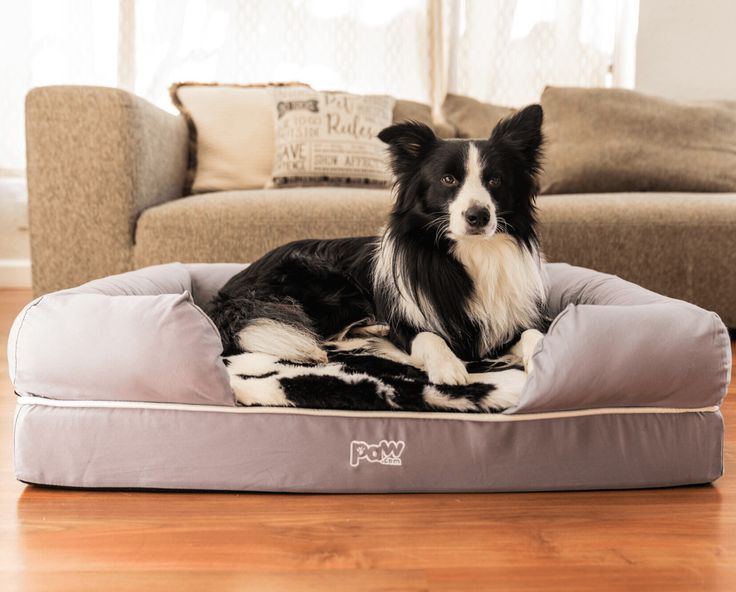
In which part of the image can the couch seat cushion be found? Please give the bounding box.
[134,187,392,267]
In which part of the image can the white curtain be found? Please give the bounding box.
[0,0,637,173]
[132,0,432,108]
[0,0,118,174]
[445,0,639,107]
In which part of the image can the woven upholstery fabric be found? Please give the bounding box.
[537,192,736,324]
[540,87,736,194]
[134,187,393,267]
[26,86,189,296]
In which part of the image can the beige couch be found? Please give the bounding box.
[26,86,736,326]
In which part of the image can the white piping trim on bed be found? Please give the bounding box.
[14,395,719,423]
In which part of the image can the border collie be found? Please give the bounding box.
[210,104,547,394]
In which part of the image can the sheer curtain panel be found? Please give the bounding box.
[0,0,638,172]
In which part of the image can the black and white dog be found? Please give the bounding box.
[210,104,547,404]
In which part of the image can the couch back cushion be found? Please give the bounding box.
[540,86,736,194]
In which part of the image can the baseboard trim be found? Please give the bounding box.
[0,259,32,288]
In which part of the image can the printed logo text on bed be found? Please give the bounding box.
[350,440,405,467]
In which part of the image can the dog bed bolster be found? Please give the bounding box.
[9,264,233,406]
[514,264,731,413]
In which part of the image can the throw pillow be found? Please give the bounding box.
[170,84,444,193]
[271,88,395,188]
[170,82,309,194]
[540,86,736,194]
[442,93,515,138]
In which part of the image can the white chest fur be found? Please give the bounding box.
[451,234,545,354]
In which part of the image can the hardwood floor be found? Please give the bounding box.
[0,288,734,591]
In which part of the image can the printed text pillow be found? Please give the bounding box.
[271,88,395,187]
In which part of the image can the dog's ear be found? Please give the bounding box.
[378,121,437,169]
[490,104,544,170]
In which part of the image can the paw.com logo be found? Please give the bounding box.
[350,440,405,467]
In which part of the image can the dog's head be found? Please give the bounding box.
[378,105,543,246]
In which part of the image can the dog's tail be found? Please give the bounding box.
[209,291,327,363]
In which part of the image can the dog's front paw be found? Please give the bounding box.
[510,329,544,375]
[427,356,469,385]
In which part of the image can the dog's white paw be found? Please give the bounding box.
[411,332,469,385]
[426,356,469,385]
[510,329,544,375]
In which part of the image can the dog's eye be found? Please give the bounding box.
[440,175,458,186]
[488,176,501,188]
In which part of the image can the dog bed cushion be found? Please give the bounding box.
[8,263,730,492]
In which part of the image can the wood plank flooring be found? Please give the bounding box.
[0,288,734,591]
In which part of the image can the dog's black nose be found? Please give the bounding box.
[464,206,491,228]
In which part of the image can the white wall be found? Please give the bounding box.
[636,0,736,100]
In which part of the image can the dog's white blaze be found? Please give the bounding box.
[451,234,545,354]
[448,144,497,237]
[236,318,327,364]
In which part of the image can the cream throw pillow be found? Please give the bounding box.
[271,88,395,187]
[170,82,307,194]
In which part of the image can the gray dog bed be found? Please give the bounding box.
[8,262,730,492]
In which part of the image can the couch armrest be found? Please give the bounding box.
[25,85,189,295]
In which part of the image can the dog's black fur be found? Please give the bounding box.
[210,104,546,365]
[210,236,377,355]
